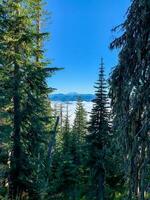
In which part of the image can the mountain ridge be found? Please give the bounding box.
[50,93,95,102]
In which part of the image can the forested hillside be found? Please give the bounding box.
[0,0,150,199]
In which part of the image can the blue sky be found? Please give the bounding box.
[45,0,131,94]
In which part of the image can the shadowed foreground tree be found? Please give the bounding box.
[110,0,150,199]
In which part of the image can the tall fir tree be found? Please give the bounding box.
[110,0,150,199]
[0,0,58,199]
[87,59,110,200]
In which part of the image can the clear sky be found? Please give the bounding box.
[45,0,131,94]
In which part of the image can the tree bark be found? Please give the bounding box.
[8,60,21,199]
[97,171,105,200]
[48,116,59,164]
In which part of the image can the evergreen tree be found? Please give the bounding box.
[48,101,88,200]
[110,0,150,199]
[47,104,73,200]
[87,59,110,200]
[71,98,88,199]
[73,98,87,143]
[60,103,76,199]
[0,0,58,199]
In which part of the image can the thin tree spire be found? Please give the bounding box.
[87,58,110,200]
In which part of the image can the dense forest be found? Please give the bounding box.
[0,0,150,199]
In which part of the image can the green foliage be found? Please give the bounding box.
[1,0,149,199]
[0,0,58,199]
[86,59,111,200]
[47,101,88,200]
[110,0,150,199]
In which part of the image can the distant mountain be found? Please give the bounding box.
[50,93,95,102]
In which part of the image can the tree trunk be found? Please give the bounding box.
[140,166,145,200]
[129,153,139,200]
[97,171,105,200]
[139,142,146,200]
[8,61,21,199]
[48,116,59,164]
